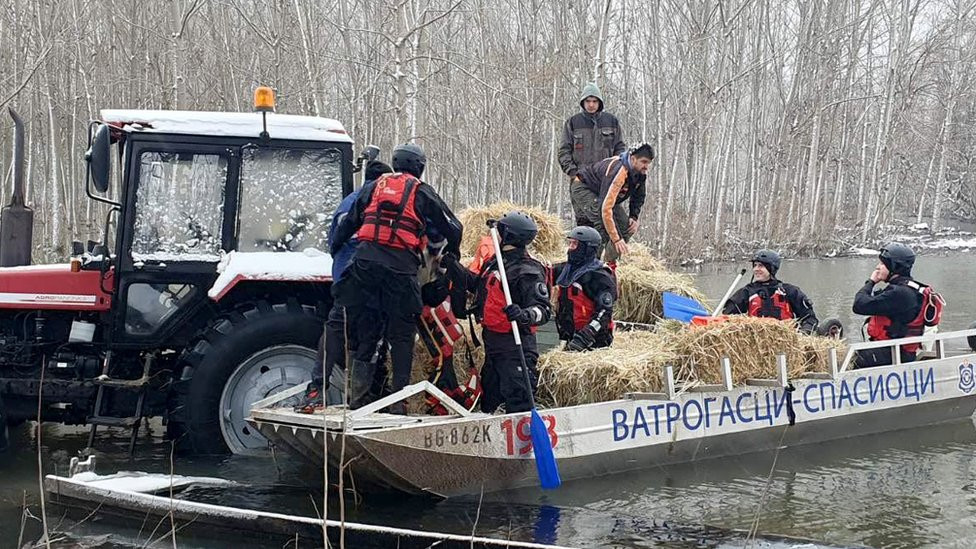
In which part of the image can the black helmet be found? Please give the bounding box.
[751,249,781,276]
[879,242,915,276]
[567,225,602,264]
[392,143,426,178]
[497,211,538,248]
[567,226,602,247]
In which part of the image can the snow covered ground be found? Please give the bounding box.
[884,223,976,253]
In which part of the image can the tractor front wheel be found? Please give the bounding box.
[168,299,324,455]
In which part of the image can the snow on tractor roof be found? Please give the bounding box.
[99,109,353,143]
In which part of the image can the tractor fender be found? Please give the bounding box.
[208,250,332,302]
[0,264,113,311]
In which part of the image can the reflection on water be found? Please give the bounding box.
[481,419,976,549]
[2,253,976,548]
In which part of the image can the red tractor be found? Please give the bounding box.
[0,90,360,455]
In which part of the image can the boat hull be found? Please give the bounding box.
[251,352,976,497]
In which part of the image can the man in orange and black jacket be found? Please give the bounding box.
[570,143,654,262]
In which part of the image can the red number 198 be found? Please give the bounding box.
[501,415,558,456]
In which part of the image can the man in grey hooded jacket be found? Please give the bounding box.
[558,82,626,186]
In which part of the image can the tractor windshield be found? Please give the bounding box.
[131,151,228,262]
[237,147,343,253]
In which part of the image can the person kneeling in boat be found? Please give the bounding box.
[444,212,552,414]
[722,250,819,334]
[852,243,943,368]
[553,226,616,351]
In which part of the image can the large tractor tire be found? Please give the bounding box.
[168,299,325,455]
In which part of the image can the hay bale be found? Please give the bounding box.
[458,202,566,261]
[619,242,666,271]
[665,316,846,384]
[615,265,710,324]
[537,331,674,407]
[612,244,709,324]
[535,317,847,407]
[798,332,848,370]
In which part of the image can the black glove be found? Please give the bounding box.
[421,277,450,307]
[503,304,532,327]
[566,325,597,352]
[442,252,465,279]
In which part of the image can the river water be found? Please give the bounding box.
[2,252,975,548]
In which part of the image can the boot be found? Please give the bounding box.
[348,359,376,409]
[294,383,324,414]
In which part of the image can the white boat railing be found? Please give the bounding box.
[252,331,976,415]
[625,328,976,404]
[837,328,976,374]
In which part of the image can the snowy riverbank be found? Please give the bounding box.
[831,223,976,258]
[672,220,975,266]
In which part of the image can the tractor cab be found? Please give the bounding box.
[86,106,353,346]
[0,89,362,455]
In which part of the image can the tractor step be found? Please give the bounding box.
[87,352,155,456]
[87,415,140,428]
[94,374,150,390]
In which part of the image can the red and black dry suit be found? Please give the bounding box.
[331,173,462,397]
[452,248,552,414]
[852,275,924,368]
[552,261,616,348]
[722,279,819,334]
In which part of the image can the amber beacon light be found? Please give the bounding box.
[254,86,275,142]
[254,86,275,112]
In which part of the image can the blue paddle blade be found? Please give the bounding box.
[662,292,708,323]
[529,409,561,489]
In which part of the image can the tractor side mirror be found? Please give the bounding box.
[86,124,112,193]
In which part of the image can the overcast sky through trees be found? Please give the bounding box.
[1,0,975,262]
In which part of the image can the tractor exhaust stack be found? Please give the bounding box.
[0,108,34,267]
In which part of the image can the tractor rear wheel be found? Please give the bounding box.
[168,299,324,454]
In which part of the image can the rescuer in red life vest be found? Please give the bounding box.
[331,143,462,414]
[552,226,617,351]
[444,212,552,414]
[722,250,819,334]
[852,243,941,368]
